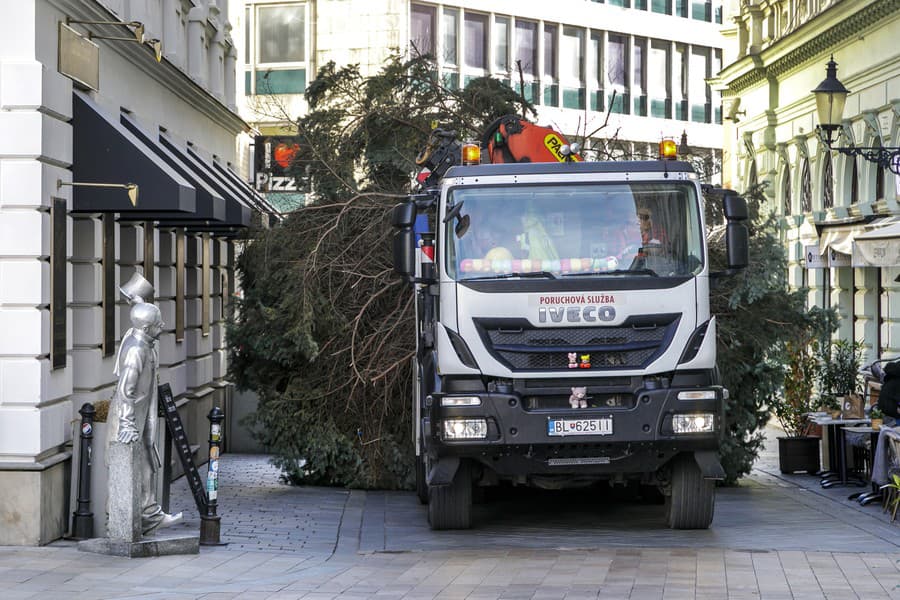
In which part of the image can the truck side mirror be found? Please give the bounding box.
[391,201,417,280]
[392,201,416,228]
[393,228,416,280]
[722,191,749,270]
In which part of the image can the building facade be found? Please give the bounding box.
[232,0,729,201]
[0,0,273,545]
[717,0,900,362]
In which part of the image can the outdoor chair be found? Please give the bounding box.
[879,431,900,521]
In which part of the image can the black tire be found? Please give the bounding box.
[415,454,428,505]
[666,454,715,529]
[427,459,472,530]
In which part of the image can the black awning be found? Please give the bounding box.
[119,114,227,223]
[71,92,195,213]
[187,147,263,214]
[159,135,251,228]
[212,160,282,220]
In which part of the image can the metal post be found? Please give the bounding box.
[71,403,95,540]
[200,406,225,545]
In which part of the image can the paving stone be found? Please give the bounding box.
[5,427,900,598]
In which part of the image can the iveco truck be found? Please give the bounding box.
[392,118,748,530]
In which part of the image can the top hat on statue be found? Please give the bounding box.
[120,272,154,304]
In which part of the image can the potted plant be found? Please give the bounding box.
[817,339,863,418]
[870,405,884,431]
[772,341,822,474]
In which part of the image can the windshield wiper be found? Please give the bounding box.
[463,271,558,281]
[562,268,658,277]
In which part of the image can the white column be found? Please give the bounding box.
[0,0,75,545]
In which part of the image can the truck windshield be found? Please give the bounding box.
[445,182,704,280]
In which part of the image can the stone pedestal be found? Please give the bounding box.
[78,441,198,557]
[79,532,199,557]
[107,441,142,542]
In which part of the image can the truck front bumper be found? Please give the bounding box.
[425,387,724,477]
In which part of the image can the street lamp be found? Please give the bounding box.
[812,56,900,175]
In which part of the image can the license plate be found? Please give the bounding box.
[548,417,613,437]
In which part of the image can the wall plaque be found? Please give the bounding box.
[58,22,100,91]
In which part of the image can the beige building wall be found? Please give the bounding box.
[717,0,900,363]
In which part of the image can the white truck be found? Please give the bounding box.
[392,120,748,530]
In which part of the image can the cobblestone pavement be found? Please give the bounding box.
[3,425,900,599]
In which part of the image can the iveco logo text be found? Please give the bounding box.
[538,305,616,323]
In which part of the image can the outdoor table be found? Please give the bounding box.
[810,416,870,487]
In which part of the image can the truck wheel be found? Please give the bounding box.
[666,455,715,529]
[415,454,428,505]
[427,459,472,530]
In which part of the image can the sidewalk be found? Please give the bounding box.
[2,426,900,599]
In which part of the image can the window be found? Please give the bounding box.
[443,8,458,66]
[676,0,688,17]
[464,13,487,70]
[244,7,251,93]
[850,159,859,205]
[713,49,723,123]
[674,44,687,120]
[692,0,712,20]
[874,137,885,201]
[562,27,585,109]
[782,168,792,216]
[259,5,304,62]
[608,0,630,6]
[51,197,67,370]
[649,41,670,118]
[176,228,185,342]
[800,159,811,213]
[464,12,488,84]
[823,152,834,209]
[588,32,603,111]
[494,17,509,73]
[689,47,710,122]
[632,37,647,116]
[515,20,538,101]
[607,34,628,113]
[102,215,115,356]
[543,24,558,106]
[244,6,250,65]
[202,234,211,336]
[247,3,308,95]
[652,0,672,13]
[143,221,154,289]
[440,8,459,88]
[411,3,436,56]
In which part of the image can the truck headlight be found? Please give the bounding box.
[441,396,482,407]
[442,418,488,440]
[672,413,715,434]
[677,390,717,400]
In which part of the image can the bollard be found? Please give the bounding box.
[200,406,226,545]
[71,403,95,540]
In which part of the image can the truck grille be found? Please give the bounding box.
[475,315,680,372]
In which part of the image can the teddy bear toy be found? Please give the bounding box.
[569,386,588,409]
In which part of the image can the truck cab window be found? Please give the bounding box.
[446,182,703,279]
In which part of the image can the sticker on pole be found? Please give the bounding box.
[81,423,92,436]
